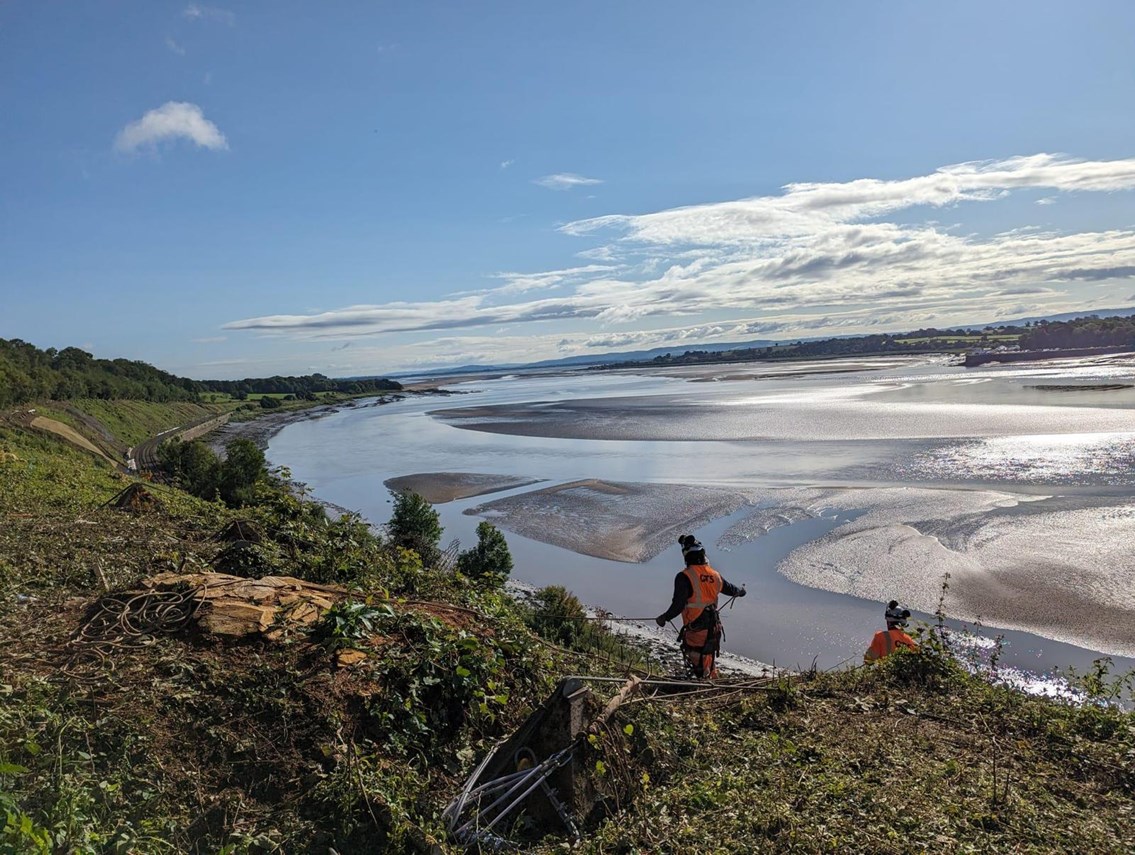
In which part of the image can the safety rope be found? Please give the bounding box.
[64,585,207,676]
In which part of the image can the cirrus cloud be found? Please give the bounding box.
[533,172,603,190]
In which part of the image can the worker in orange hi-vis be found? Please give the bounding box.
[656,534,746,679]
[863,600,918,664]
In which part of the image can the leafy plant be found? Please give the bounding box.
[313,601,395,651]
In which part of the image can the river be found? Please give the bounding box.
[264,354,1135,688]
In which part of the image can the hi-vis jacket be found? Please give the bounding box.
[681,564,723,627]
[659,564,745,627]
[863,628,917,664]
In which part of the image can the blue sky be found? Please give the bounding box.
[2,1,1135,379]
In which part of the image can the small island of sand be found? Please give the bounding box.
[465,478,749,563]
[383,472,543,504]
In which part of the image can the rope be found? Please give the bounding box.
[64,585,205,676]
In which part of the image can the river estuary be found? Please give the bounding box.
[264,354,1135,690]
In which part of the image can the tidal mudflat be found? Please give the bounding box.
[384,472,541,503]
[266,354,1135,677]
[467,479,748,563]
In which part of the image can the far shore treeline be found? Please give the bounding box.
[0,338,402,408]
[632,313,1135,368]
[4,313,1135,408]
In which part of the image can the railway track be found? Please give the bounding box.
[130,413,231,472]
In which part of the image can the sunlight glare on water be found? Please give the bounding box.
[906,432,1135,484]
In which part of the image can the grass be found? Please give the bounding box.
[2,410,1133,853]
[894,334,1022,346]
[571,655,1134,853]
[64,400,229,447]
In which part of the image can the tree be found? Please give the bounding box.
[387,490,442,566]
[457,521,513,582]
[259,395,281,409]
[159,439,221,499]
[219,438,267,507]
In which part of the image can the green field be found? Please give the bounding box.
[895,333,1022,346]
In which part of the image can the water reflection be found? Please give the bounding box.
[267,356,1135,683]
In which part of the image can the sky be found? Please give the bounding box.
[2,2,1135,380]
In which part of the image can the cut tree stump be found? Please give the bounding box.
[143,572,346,638]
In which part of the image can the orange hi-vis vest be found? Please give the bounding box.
[681,564,723,627]
[864,628,917,663]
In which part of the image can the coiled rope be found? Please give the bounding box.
[65,586,204,675]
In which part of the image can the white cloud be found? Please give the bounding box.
[115,102,228,153]
[500,159,515,170]
[224,154,1135,352]
[1036,196,1057,205]
[533,172,603,190]
[165,37,186,56]
[490,264,619,295]
[183,3,235,25]
[563,154,1135,244]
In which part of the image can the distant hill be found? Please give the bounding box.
[380,339,780,379]
[382,306,1135,380]
[957,306,1135,329]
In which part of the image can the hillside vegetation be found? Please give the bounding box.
[0,338,402,409]
[1,404,1133,853]
[624,313,1135,369]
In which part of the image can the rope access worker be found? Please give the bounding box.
[863,600,918,664]
[655,534,746,679]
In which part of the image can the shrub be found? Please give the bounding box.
[159,438,221,499]
[312,601,394,651]
[218,438,267,507]
[212,540,277,577]
[529,585,587,647]
[456,521,513,583]
[386,490,442,566]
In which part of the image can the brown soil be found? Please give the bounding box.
[29,416,118,465]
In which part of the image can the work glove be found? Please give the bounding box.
[655,616,667,628]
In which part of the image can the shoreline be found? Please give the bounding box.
[211,406,783,673]
[233,369,1135,672]
[505,579,780,677]
[208,401,353,453]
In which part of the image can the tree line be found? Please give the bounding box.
[200,373,401,399]
[0,338,402,408]
[1017,314,1135,350]
[633,314,1135,368]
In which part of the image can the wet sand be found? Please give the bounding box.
[384,472,542,504]
[467,479,749,563]
[432,393,1135,443]
[474,477,1135,659]
[208,403,358,452]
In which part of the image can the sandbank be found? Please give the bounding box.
[467,479,748,563]
[383,472,542,504]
